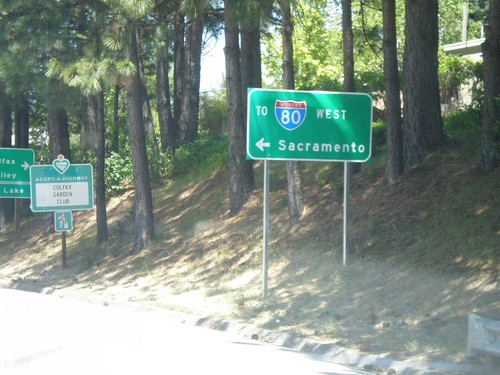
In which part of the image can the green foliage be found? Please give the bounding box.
[439,0,487,44]
[315,165,338,188]
[105,151,134,195]
[371,120,387,149]
[262,0,344,90]
[148,146,171,187]
[199,91,227,136]
[167,135,228,178]
[65,135,228,198]
[439,53,483,107]
[443,106,482,158]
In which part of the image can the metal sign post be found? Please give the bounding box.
[247,89,373,298]
[343,162,351,266]
[262,160,270,299]
[30,155,94,268]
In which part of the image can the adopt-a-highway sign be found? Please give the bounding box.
[247,89,373,162]
[30,156,94,212]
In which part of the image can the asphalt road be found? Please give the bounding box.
[0,288,374,375]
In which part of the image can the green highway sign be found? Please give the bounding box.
[247,89,373,162]
[0,147,35,198]
[30,156,94,212]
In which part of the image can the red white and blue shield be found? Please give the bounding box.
[275,100,307,130]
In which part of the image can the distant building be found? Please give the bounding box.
[442,38,485,112]
[443,38,485,61]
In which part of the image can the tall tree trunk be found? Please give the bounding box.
[82,92,109,244]
[342,0,361,174]
[95,92,108,244]
[81,94,99,151]
[134,28,156,142]
[480,0,500,172]
[156,45,175,153]
[383,0,403,184]
[342,0,355,93]
[188,16,203,143]
[224,0,254,216]
[125,26,155,253]
[241,2,262,93]
[134,28,162,185]
[14,96,31,225]
[156,2,175,153]
[280,0,304,226]
[173,9,185,150]
[47,95,71,162]
[111,85,121,153]
[179,16,203,145]
[240,1,260,199]
[0,94,14,228]
[403,0,443,169]
[0,94,12,148]
[14,96,30,149]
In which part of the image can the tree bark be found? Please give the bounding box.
[0,94,14,228]
[480,0,500,172]
[133,28,156,142]
[14,96,31,226]
[95,91,108,244]
[179,15,203,145]
[383,0,403,184]
[48,99,71,162]
[155,2,174,153]
[342,0,355,93]
[173,9,185,150]
[403,0,444,169]
[111,85,121,153]
[14,96,30,149]
[342,0,361,174]
[240,0,260,200]
[156,46,175,153]
[81,95,99,151]
[82,92,108,244]
[224,0,254,216]
[281,0,304,226]
[125,26,155,253]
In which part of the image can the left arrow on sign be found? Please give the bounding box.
[256,138,270,152]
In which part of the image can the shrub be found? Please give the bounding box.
[168,135,228,178]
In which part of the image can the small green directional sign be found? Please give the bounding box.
[54,211,73,232]
[247,89,373,162]
[0,148,35,198]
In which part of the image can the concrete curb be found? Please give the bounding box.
[192,317,489,375]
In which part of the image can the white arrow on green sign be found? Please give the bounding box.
[247,89,373,162]
[0,147,35,198]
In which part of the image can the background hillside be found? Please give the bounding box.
[0,134,499,366]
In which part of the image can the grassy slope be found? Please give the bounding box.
[0,143,499,364]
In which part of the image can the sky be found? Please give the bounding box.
[200,35,225,93]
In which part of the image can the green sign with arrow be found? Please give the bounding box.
[0,148,35,198]
[247,89,373,162]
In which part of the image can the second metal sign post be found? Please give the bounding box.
[247,89,373,299]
